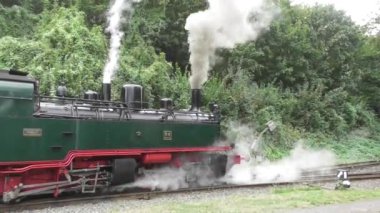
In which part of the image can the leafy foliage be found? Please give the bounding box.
[0,0,379,145]
[203,69,374,136]
[122,0,207,71]
[0,7,107,95]
[358,35,380,115]
[0,4,40,38]
[224,2,363,91]
[113,30,191,108]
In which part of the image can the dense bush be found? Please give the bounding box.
[0,4,40,38]
[0,7,107,96]
[0,0,379,143]
[203,69,375,136]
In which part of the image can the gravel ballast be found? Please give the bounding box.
[14,162,380,213]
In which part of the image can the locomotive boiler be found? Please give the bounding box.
[0,70,236,203]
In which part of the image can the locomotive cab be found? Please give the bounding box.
[0,70,37,117]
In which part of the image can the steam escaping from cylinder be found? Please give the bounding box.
[102,0,139,84]
[222,122,336,184]
[185,0,279,89]
[110,166,218,192]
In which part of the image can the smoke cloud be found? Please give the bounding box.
[112,167,188,192]
[185,0,279,89]
[222,123,336,184]
[111,123,335,192]
[102,0,139,83]
[112,166,218,192]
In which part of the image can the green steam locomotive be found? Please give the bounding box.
[0,70,236,203]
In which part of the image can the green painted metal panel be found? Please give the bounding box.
[0,80,34,99]
[0,78,220,163]
[0,80,34,117]
[0,117,220,162]
[75,120,219,149]
[0,117,75,161]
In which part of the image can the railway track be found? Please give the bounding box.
[302,160,380,175]
[324,160,380,170]
[2,161,380,212]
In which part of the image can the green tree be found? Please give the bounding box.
[74,0,109,25]
[0,0,378,137]
[224,1,363,91]
[113,33,190,108]
[203,1,375,135]
[358,35,380,115]
[0,4,40,38]
[132,0,206,71]
[0,7,107,96]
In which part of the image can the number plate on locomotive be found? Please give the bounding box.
[23,128,42,137]
[163,130,172,140]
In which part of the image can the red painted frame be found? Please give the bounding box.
[0,146,232,174]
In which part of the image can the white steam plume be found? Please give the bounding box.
[111,166,218,192]
[185,0,279,89]
[103,0,138,83]
[222,122,336,184]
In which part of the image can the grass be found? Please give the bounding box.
[304,131,380,163]
[328,137,380,163]
[110,186,380,213]
[0,63,6,70]
[263,127,380,163]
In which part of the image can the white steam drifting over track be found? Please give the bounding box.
[222,123,336,184]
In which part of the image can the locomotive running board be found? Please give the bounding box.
[0,146,232,174]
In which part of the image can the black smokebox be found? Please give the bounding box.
[190,89,201,111]
[102,83,111,101]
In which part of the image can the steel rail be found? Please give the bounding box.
[329,160,380,169]
[2,171,380,212]
[303,160,380,174]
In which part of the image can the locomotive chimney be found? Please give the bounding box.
[189,89,201,111]
[102,83,111,101]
